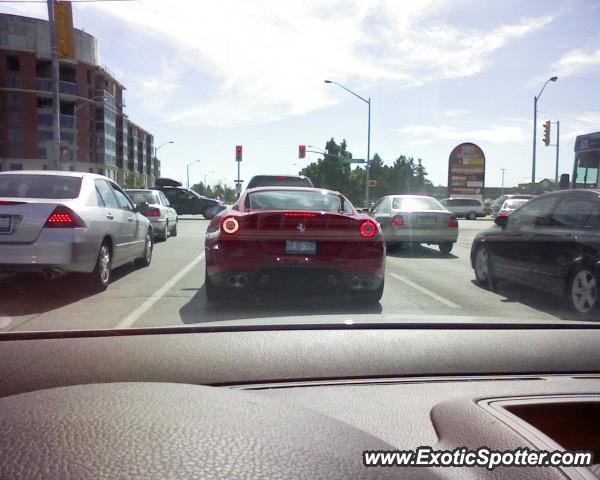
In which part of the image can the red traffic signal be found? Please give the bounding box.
[299,145,306,159]
[543,121,551,146]
[235,145,242,162]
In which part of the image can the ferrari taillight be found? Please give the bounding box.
[359,219,377,238]
[221,216,240,234]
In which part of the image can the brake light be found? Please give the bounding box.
[221,216,240,234]
[284,212,318,217]
[0,200,24,205]
[448,217,458,228]
[143,208,161,217]
[392,216,404,227]
[498,212,509,218]
[44,205,86,228]
[276,176,288,180]
[359,219,377,238]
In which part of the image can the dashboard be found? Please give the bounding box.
[1,323,599,479]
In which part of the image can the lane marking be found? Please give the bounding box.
[116,252,205,329]
[389,273,461,309]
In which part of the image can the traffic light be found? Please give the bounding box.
[299,145,306,159]
[543,121,551,146]
[235,145,242,162]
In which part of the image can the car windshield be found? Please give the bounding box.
[126,191,156,204]
[0,174,82,199]
[247,190,341,212]
[392,197,443,211]
[0,1,597,335]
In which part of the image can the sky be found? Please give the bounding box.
[2,0,600,189]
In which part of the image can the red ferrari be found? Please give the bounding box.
[205,187,385,303]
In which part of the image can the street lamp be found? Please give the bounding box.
[203,170,215,185]
[500,168,507,195]
[186,160,201,189]
[532,76,557,185]
[324,79,371,207]
[154,140,174,159]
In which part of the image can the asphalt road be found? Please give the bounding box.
[0,218,583,332]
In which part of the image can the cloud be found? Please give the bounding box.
[398,123,529,145]
[444,109,470,118]
[1,1,555,128]
[550,47,600,78]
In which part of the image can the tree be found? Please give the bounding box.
[191,181,237,203]
[301,138,433,206]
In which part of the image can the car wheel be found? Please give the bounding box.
[170,221,178,237]
[439,242,453,255]
[474,244,496,291]
[89,241,111,291]
[386,242,403,253]
[157,221,169,242]
[354,281,384,305]
[568,267,598,315]
[202,207,216,220]
[135,229,153,268]
[205,268,223,303]
[467,212,477,220]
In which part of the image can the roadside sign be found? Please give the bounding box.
[448,143,485,198]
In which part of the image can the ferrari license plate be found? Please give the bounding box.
[285,240,316,255]
[0,216,11,232]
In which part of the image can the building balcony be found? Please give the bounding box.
[36,78,78,95]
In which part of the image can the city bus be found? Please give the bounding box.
[571,131,600,189]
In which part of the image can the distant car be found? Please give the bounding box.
[125,189,178,241]
[246,175,314,189]
[151,186,222,219]
[471,189,600,315]
[0,171,153,290]
[440,197,486,220]
[370,195,458,254]
[491,194,534,217]
[205,186,385,304]
[496,197,530,218]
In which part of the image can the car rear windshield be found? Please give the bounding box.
[392,197,443,211]
[0,174,82,199]
[505,199,529,209]
[247,190,341,212]
[248,176,312,188]
[127,191,157,204]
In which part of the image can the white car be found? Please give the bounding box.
[440,197,486,220]
[0,171,153,290]
[125,189,178,241]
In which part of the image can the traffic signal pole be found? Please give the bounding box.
[555,121,560,183]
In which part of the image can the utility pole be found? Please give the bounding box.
[47,0,61,170]
[555,121,560,183]
[500,168,507,195]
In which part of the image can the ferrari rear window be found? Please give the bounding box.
[0,174,82,199]
[247,190,341,212]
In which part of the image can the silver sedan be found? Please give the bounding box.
[0,171,153,290]
[125,189,178,242]
[370,195,459,254]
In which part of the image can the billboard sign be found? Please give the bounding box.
[53,1,75,59]
[448,143,485,197]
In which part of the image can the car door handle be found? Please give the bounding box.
[106,213,114,220]
[127,216,134,222]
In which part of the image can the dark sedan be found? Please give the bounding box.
[151,186,222,219]
[471,189,600,315]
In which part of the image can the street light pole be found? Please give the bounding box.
[532,76,558,186]
[204,170,215,185]
[186,160,200,189]
[154,140,174,160]
[46,0,61,170]
[324,80,372,207]
[555,121,560,183]
[500,168,507,195]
